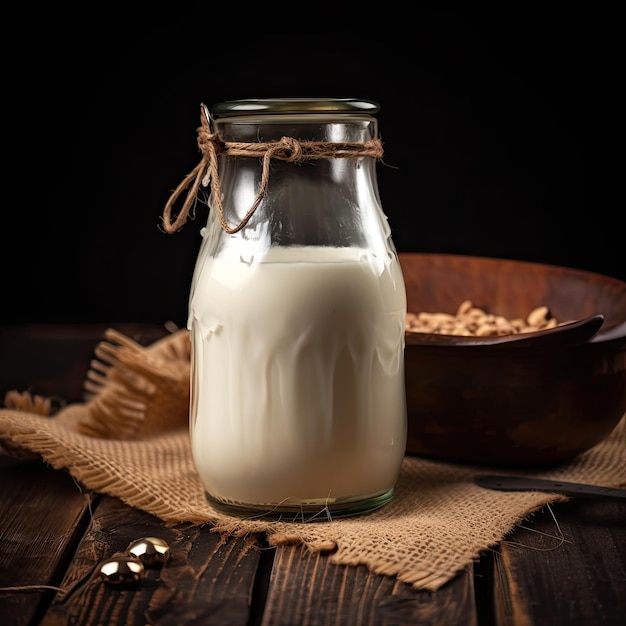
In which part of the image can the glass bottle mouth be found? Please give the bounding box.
[211,98,380,117]
[211,99,380,143]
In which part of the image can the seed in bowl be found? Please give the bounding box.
[405,300,564,337]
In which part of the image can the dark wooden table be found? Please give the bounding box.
[1,324,625,626]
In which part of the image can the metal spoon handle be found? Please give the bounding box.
[475,475,626,499]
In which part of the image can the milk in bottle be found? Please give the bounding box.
[166,98,407,519]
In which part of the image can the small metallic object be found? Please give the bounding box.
[475,475,626,499]
[98,556,145,587]
[127,536,171,567]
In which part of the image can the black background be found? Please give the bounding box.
[3,6,623,326]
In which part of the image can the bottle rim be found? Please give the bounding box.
[211,98,380,117]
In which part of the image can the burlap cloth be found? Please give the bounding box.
[1,328,624,591]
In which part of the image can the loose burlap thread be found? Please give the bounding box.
[1,328,624,591]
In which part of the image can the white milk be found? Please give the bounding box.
[188,245,407,512]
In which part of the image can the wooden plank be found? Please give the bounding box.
[0,459,94,626]
[0,323,169,403]
[493,499,626,626]
[41,496,264,626]
[262,543,477,626]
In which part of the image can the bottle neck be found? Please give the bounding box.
[209,117,383,249]
[160,108,383,237]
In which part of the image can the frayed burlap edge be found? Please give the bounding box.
[1,405,624,591]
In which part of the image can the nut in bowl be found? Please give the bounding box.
[399,253,626,468]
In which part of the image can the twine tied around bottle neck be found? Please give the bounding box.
[161,104,385,235]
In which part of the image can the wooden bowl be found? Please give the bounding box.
[400,253,626,467]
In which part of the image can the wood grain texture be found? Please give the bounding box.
[3,324,625,625]
[493,499,626,626]
[0,459,93,626]
[40,496,264,626]
[262,543,477,626]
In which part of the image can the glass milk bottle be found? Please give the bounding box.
[168,98,407,519]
